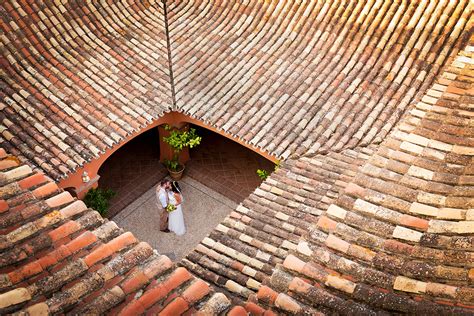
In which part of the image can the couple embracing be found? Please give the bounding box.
[156,179,186,236]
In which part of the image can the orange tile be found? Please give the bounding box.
[83,244,111,267]
[84,233,136,266]
[288,277,311,294]
[46,192,74,208]
[138,285,170,309]
[256,286,278,305]
[38,253,59,269]
[137,267,192,309]
[107,232,137,253]
[0,200,9,213]
[244,302,265,316]
[48,221,81,242]
[399,215,429,231]
[121,271,149,294]
[159,297,189,316]
[0,159,18,171]
[118,300,145,316]
[228,306,247,316]
[18,173,47,190]
[182,280,210,304]
[230,261,245,272]
[164,267,193,292]
[316,216,337,231]
[8,261,42,284]
[469,268,474,281]
[66,231,98,254]
[32,182,59,199]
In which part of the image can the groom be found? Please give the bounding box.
[157,179,172,232]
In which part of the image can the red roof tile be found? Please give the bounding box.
[252,43,474,314]
[1,0,173,180]
[167,0,471,160]
[0,152,237,314]
[1,0,471,181]
[1,1,473,314]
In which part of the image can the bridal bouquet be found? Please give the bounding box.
[166,203,176,212]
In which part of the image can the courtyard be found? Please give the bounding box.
[112,176,237,261]
[97,125,274,261]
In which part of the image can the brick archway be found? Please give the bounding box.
[58,112,277,209]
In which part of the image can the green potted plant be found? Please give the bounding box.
[163,124,202,180]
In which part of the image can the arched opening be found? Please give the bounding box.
[95,119,275,260]
[96,120,275,219]
[98,128,166,218]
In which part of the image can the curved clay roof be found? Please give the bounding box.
[1,0,474,315]
[0,153,232,314]
[168,0,471,158]
[1,0,471,180]
[1,1,172,179]
[247,47,474,314]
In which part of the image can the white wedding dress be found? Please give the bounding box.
[168,192,186,236]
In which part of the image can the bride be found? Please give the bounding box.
[168,181,186,236]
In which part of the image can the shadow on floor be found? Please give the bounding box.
[98,129,167,218]
[187,126,275,202]
[99,125,275,218]
[113,176,237,261]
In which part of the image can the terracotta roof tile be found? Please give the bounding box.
[0,151,237,314]
[1,1,473,314]
[1,0,471,180]
[250,43,474,314]
[182,146,373,304]
[168,0,471,160]
[1,0,173,180]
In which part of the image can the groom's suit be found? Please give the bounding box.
[157,187,169,231]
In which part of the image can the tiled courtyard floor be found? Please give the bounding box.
[99,126,274,218]
[113,176,237,261]
[98,129,167,218]
[187,127,275,202]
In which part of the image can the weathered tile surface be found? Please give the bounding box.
[1,0,473,314]
[1,0,471,180]
[1,0,173,180]
[167,0,471,159]
[256,42,474,314]
[0,151,233,315]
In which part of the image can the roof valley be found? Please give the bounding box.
[162,0,177,111]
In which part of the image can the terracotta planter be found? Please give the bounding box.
[168,165,185,180]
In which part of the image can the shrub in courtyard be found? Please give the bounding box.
[257,161,280,181]
[83,187,115,216]
[256,169,269,180]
